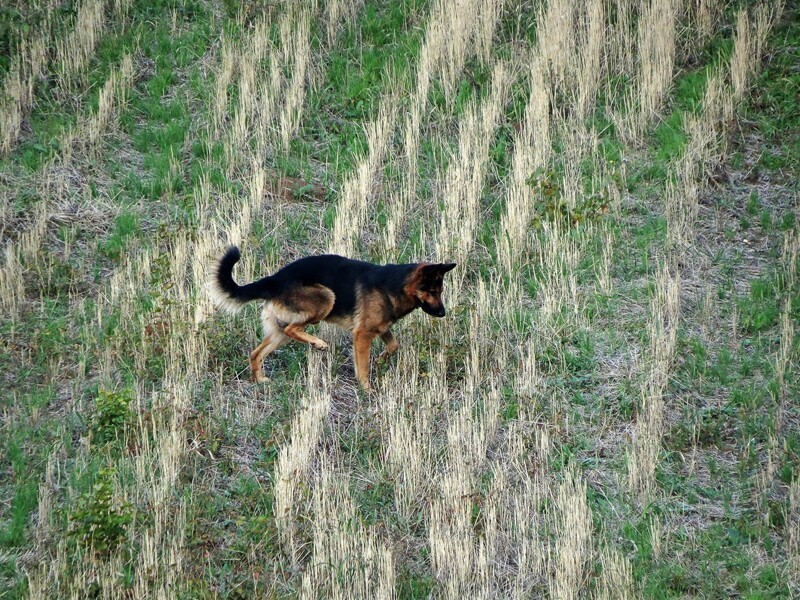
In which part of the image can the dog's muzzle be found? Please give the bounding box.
[422,303,446,317]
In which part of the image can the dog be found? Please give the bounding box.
[210,246,456,389]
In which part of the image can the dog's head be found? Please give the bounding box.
[406,262,457,317]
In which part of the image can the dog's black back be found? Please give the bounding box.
[270,255,416,320]
[213,247,418,318]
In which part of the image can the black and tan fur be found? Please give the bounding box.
[210,247,456,389]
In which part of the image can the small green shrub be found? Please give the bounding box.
[91,388,133,445]
[69,467,132,554]
[526,166,613,225]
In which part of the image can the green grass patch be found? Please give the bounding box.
[98,211,139,261]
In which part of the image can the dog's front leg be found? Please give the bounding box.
[353,330,376,389]
[378,330,399,361]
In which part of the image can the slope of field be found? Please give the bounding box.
[1,0,798,597]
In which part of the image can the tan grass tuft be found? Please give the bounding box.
[573,0,606,120]
[635,0,679,123]
[773,234,796,430]
[129,387,191,595]
[0,206,48,320]
[536,221,583,330]
[498,53,551,273]
[536,0,577,97]
[596,225,614,296]
[618,0,679,143]
[548,467,593,600]
[694,0,722,45]
[328,96,398,257]
[433,0,481,105]
[430,397,498,598]
[0,32,48,154]
[274,355,331,564]
[476,0,505,65]
[278,7,313,153]
[0,244,26,320]
[595,545,637,599]
[84,54,134,153]
[627,265,680,499]
[608,0,635,78]
[381,352,433,521]
[664,160,699,257]
[388,0,506,252]
[731,3,783,103]
[325,0,364,46]
[301,451,395,599]
[435,60,511,276]
[503,420,552,595]
[789,478,800,588]
[211,36,236,141]
[55,0,107,92]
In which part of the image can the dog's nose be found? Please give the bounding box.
[436,306,446,317]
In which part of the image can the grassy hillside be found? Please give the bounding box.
[1,0,798,597]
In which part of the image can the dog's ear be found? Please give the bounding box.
[419,262,456,275]
[413,263,457,287]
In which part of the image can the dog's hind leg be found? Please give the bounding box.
[250,334,290,382]
[250,305,290,382]
[250,337,272,382]
[279,284,336,351]
[377,330,399,361]
[284,323,329,350]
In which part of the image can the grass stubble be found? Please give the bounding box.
[0,0,797,597]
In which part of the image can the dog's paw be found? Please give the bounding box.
[253,373,270,384]
[312,340,329,351]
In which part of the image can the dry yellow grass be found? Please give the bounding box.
[0,33,49,155]
[18,7,321,589]
[548,467,593,599]
[616,0,679,143]
[274,355,331,564]
[627,265,680,500]
[731,3,783,102]
[301,451,396,599]
[328,96,398,257]
[694,0,722,45]
[537,221,584,329]
[55,0,132,94]
[325,0,365,46]
[497,53,550,274]
[278,7,313,154]
[383,0,506,261]
[596,545,638,600]
[4,0,793,596]
[596,225,615,296]
[435,60,511,279]
[86,55,134,153]
[381,352,433,522]
[790,478,800,588]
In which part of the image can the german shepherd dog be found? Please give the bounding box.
[210,247,456,389]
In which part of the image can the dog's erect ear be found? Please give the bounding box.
[419,262,457,275]
[411,263,457,289]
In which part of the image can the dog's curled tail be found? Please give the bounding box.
[210,246,275,313]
